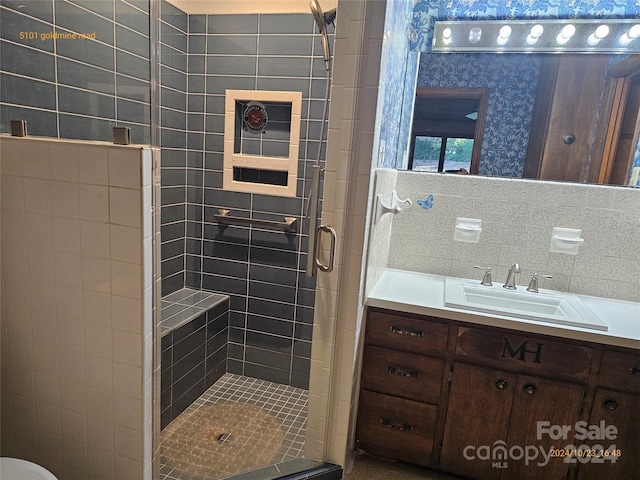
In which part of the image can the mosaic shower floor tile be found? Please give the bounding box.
[160,373,308,480]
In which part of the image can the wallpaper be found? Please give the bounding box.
[377,0,415,168]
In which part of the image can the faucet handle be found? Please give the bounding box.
[473,266,492,286]
[527,272,552,293]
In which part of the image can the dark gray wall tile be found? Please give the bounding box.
[206,35,257,55]
[116,0,149,34]
[116,25,149,57]
[207,14,258,34]
[56,1,114,44]
[57,57,115,94]
[160,0,187,32]
[0,105,57,136]
[58,86,115,117]
[116,49,149,80]
[1,10,55,53]
[1,73,56,109]
[0,41,55,81]
[58,114,113,140]
[1,0,54,23]
[66,0,114,20]
[260,14,314,34]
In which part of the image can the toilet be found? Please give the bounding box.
[0,458,58,480]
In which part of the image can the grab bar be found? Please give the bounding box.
[315,224,336,272]
[214,209,297,233]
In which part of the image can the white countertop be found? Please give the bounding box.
[367,269,640,350]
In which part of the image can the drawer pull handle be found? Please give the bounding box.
[629,367,640,375]
[604,400,618,411]
[387,366,420,378]
[495,379,508,390]
[523,384,537,395]
[390,325,425,337]
[380,417,413,431]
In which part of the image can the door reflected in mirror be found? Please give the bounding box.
[408,52,640,187]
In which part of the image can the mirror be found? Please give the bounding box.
[408,50,640,186]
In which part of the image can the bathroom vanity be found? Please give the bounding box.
[357,270,640,480]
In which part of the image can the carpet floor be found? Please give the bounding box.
[343,454,464,480]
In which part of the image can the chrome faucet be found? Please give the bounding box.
[503,263,520,290]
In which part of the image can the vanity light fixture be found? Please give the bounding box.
[497,25,512,46]
[433,19,640,53]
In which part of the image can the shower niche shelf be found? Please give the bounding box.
[224,89,302,197]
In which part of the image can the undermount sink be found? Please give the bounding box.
[444,277,608,331]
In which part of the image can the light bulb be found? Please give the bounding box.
[442,27,452,45]
[469,26,482,44]
[499,25,512,38]
[595,25,609,39]
[629,24,640,38]
[530,24,544,38]
[561,24,576,38]
[619,33,633,46]
[556,24,576,45]
[526,24,543,46]
[497,25,511,46]
[588,25,609,46]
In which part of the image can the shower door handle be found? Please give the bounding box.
[315,224,336,272]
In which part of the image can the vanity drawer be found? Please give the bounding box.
[361,346,444,404]
[356,390,437,466]
[599,349,640,393]
[456,326,593,377]
[366,309,449,355]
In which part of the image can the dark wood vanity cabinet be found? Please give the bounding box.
[356,308,640,480]
[355,310,448,466]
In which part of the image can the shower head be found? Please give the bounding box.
[310,0,334,71]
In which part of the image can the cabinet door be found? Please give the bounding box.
[440,363,516,480]
[577,389,640,480]
[503,375,585,480]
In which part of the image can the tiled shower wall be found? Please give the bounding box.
[381,171,640,303]
[0,136,154,479]
[0,0,151,143]
[159,0,188,295]
[159,1,332,389]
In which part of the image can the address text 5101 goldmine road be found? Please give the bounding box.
[19,31,97,41]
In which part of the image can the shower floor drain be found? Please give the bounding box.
[217,433,233,443]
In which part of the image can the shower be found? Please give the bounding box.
[307,0,337,277]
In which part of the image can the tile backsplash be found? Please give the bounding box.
[376,170,640,302]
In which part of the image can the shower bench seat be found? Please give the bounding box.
[160,288,229,429]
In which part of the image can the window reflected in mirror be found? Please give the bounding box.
[408,88,488,175]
